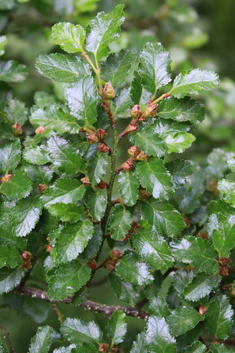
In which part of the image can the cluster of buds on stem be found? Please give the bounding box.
[37,184,47,194]
[13,122,22,136]
[87,258,97,270]
[0,174,12,183]
[104,250,122,271]
[116,146,148,173]
[22,251,32,269]
[144,104,157,118]
[139,188,151,201]
[95,180,108,189]
[46,237,52,253]
[99,343,109,352]
[218,257,232,276]
[35,126,46,136]
[86,128,110,153]
[104,82,115,100]
[115,159,134,173]
[98,143,111,154]
[118,120,138,140]
[130,105,143,119]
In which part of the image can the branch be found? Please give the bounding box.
[15,286,150,320]
[0,318,15,353]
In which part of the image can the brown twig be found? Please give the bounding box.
[0,318,15,353]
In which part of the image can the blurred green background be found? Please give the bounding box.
[1,0,235,351]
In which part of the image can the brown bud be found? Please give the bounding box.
[104,260,116,271]
[13,122,22,136]
[128,145,140,158]
[116,159,134,173]
[81,177,91,186]
[108,250,122,261]
[35,126,46,135]
[119,121,139,139]
[184,217,190,227]
[207,179,219,196]
[87,259,97,270]
[86,133,99,144]
[22,251,31,260]
[198,232,209,240]
[219,267,230,276]
[104,82,115,100]
[97,128,108,140]
[23,260,32,269]
[95,180,107,189]
[38,184,47,193]
[97,143,110,153]
[46,244,52,253]
[218,257,232,266]
[0,174,12,183]
[144,104,157,118]
[214,339,220,346]
[135,151,148,161]
[99,343,109,352]
[130,105,143,119]
[199,306,208,315]
[130,220,141,231]
[139,189,151,200]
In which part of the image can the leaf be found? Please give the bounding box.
[42,179,85,208]
[47,203,84,223]
[172,269,195,296]
[0,268,25,294]
[51,22,86,53]
[115,251,154,286]
[167,306,204,337]
[0,0,15,10]
[149,297,170,318]
[81,226,102,262]
[177,323,203,352]
[0,246,22,269]
[164,132,195,154]
[210,345,234,353]
[145,316,176,353]
[130,332,147,353]
[86,188,107,222]
[130,71,143,105]
[87,152,108,185]
[170,236,218,275]
[23,146,49,165]
[114,87,133,115]
[137,42,172,94]
[48,261,91,300]
[206,149,229,179]
[1,170,33,199]
[100,50,137,88]
[182,341,206,353]
[204,295,233,339]
[28,326,53,353]
[22,297,50,324]
[36,54,91,83]
[118,171,139,206]
[66,77,98,124]
[30,106,81,135]
[75,343,97,353]
[106,310,127,346]
[0,35,7,56]
[135,157,174,200]
[141,198,186,237]
[165,160,193,189]
[24,165,53,185]
[158,97,205,124]
[51,219,94,264]
[210,213,235,258]
[218,179,235,207]
[109,204,132,240]
[108,272,141,305]
[133,222,174,270]
[0,122,16,140]
[61,318,102,345]
[0,60,27,82]
[171,68,219,98]
[0,139,21,173]
[86,5,125,61]
[0,99,28,125]
[183,272,221,302]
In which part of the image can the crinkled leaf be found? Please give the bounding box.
[0,122,16,140]
[109,204,132,240]
[0,35,7,56]
[106,310,127,346]
[182,341,206,353]
[0,246,22,269]
[0,99,28,125]
[165,159,193,189]
[210,213,235,257]
[172,269,195,296]
[171,68,219,98]
[149,297,170,317]
[210,345,234,353]
[0,139,21,173]
[115,251,154,286]
[75,343,97,353]
[164,132,195,154]
[22,297,50,324]
[36,54,91,83]
[118,171,139,206]
[0,268,25,294]
[141,198,185,237]
[80,226,102,262]
[66,77,98,124]
[167,306,204,337]
[145,316,176,353]
[86,188,107,222]
[114,87,133,115]
[108,272,141,305]
[28,326,53,353]
[0,60,27,82]
[48,261,91,300]
[47,203,84,223]
[218,179,235,207]
[130,332,147,353]
[206,149,229,180]
[204,295,233,339]
[130,71,143,105]
[61,318,102,345]
[86,4,125,61]
[183,272,221,302]
[23,146,49,165]
[51,22,86,53]
[137,42,172,94]
[135,157,174,200]
[87,152,108,185]
[24,165,53,185]
[177,323,203,353]
[1,170,32,199]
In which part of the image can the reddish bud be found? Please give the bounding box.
[97,128,108,140]
[35,126,46,135]
[108,250,122,261]
[22,251,31,260]
[119,121,139,139]
[98,143,110,153]
[130,221,141,231]
[104,82,115,100]
[135,151,148,161]
[0,174,12,183]
[13,122,22,136]
[207,179,219,196]
[116,159,134,173]
[38,184,47,193]
[162,92,171,99]
[81,177,91,186]
[46,244,52,253]
[219,267,230,276]
[23,260,32,269]
[198,232,209,240]
[144,104,157,118]
[99,343,109,352]
[104,260,116,271]
[139,189,151,200]
[199,306,208,315]
[95,180,107,189]
[86,133,99,144]
[214,339,220,346]
[128,145,140,158]
[130,105,143,119]
[87,259,97,270]
[218,257,232,266]
[184,217,190,227]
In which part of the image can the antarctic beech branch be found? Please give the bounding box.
[0,318,15,353]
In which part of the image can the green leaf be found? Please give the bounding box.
[210,213,235,257]
[206,149,229,179]
[167,306,204,337]
[130,71,143,105]
[171,68,219,98]
[133,222,174,270]
[0,268,25,294]
[158,97,205,124]
[0,139,21,173]
[75,343,97,353]
[145,316,176,353]
[114,87,133,115]
[183,272,221,302]
[0,122,16,141]
[109,204,132,240]
[165,159,193,189]
[182,341,206,353]
[141,198,185,237]
[170,236,218,275]
[218,179,235,207]
[80,226,102,262]
[61,318,102,345]
[0,35,7,56]
[47,203,84,223]
[137,42,172,94]
[149,297,170,318]
[0,246,22,269]
[210,345,234,353]
[66,77,98,124]
[86,188,107,222]
[51,219,94,264]
[51,22,86,53]
[118,171,139,206]
[115,251,154,286]
[106,310,127,346]
[130,332,147,353]
[1,170,33,199]
[29,326,53,353]
[53,347,76,353]
[164,131,195,154]
[24,165,53,185]
[30,106,81,135]
[0,99,28,125]
[42,179,85,208]
[0,0,15,9]
[48,261,91,300]
[87,152,108,185]
[108,272,141,305]
[0,60,27,82]
[172,269,195,296]
[135,157,174,200]
[100,50,137,88]
[22,297,50,324]
[177,323,203,352]
[36,54,91,83]
[23,146,49,165]
[86,5,125,61]
[204,295,233,339]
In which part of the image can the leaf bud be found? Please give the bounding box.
[13,122,22,136]
[135,151,148,161]
[184,217,190,227]
[81,177,91,186]
[23,260,32,269]
[116,159,134,173]
[97,143,110,153]
[38,184,47,193]
[139,189,151,200]
[219,267,230,276]
[104,82,115,100]
[207,179,219,196]
[130,105,143,119]
[199,306,208,315]
[104,260,116,271]
[108,250,122,261]
[95,180,107,189]
[128,145,140,158]
[22,251,32,260]
[86,133,99,144]
[144,104,157,118]
[198,232,209,240]
[99,343,109,352]
[46,244,52,253]
[35,126,46,135]
[87,259,97,270]
[0,174,12,183]
[97,128,108,140]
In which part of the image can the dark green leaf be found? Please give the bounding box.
[0,60,27,82]
[0,99,28,125]
[165,160,193,189]
[118,171,139,206]
[80,226,102,262]
[24,165,53,185]
[218,179,235,207]
[130,332,147,353]
[51,22,86,53]
[0,268,25,294]
[172,269,195,296]
[210,213,235,258]
[23,146,49,165]
[145,316,176,353]
[86,5,125,61]
[0,122,16,140]
[47,203,84,223]
[183,272,221,302]
[106,310,127,346]
[36,54,91,83]
[167,306,204,336]
[108,272,141,305]
[206,149,229,179]
[1,170,33,199]
[109,204,132,240]
[0,246,22,269]
[0,35,7,56]
[114,88,133,115]
[75,343,97,353]
[22,297,50,324]
[171,68,219,98]
[0,139,21,173]
[86,188,107,222]
[130,71,143,105]
[176,323,203,353]
[61,318,102,345]
[28,326,53,353]
[87,152,108,185]
[115,251,154,286]
[210,345,234,353]
[182,341,206,353]
[149,297,170,317]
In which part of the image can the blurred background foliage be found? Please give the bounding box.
[1,0,235,351]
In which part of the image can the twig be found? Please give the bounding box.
[0,318,15,353]
[52,304,63,325]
